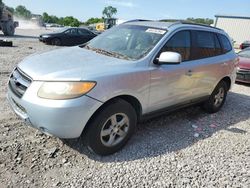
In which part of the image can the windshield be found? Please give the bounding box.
[56,27,70,33]
[84,25,167,60]
[238,49,250,58]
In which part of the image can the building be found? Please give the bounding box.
[214,15,250,46]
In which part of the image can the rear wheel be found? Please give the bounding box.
[84,99,137,155]
[203,81,228,113]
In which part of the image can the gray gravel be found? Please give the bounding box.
[0,30,250,188]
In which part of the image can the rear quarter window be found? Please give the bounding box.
[218,34,232,53]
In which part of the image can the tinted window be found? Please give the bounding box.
[161,31,191,61]
[64,29,78,35]
[214,34,222,56]
[219,34,232,53]
[78,29,91,35]
[193,31,222,59]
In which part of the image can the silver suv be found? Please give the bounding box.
[7,21,238,155]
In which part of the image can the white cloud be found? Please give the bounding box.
[105,0,136,8]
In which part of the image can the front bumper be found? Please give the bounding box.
[7,81,103,138]
[39,37,50,43]
[236,68,250,83]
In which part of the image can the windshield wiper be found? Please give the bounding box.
[84,45,132,60]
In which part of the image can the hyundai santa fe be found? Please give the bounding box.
[7,21,238,155]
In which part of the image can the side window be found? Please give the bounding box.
[78,29,91,35]
[65,29,77,35]
[71,29,78,35]
[161,31,191,62]
[214,34,222,56]
[193,31,219,59]
[218,34,232,53]
[64,29,72,35]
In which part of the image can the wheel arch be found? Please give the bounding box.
[82,95,142,135]
[220,76,231,91]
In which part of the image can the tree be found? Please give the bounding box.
[85,17,103,25]
[102,6,117,18]
[15,5,32,19]
[6,6,14,13]
[42,12,50,23]
[186,17,214,25]
[62,16,80,27]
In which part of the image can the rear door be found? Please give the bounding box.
[188,30,226,98]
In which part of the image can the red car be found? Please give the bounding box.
[236,47,250,83]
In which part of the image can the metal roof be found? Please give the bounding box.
[215,15,250,20]
[123,20,222,31]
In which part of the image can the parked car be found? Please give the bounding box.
[7,21,237,155]
[236,47,250,83]
[39,27,97,46]
[240,40,250,50]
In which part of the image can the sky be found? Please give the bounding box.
[3,0,250,22]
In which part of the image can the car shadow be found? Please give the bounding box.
[0,34,38,39]
[63,90,250,162]
[235,81,250,87]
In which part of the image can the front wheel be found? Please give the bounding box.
[51,38,61,46]
[203,81,228,113]
[84,99,137,155]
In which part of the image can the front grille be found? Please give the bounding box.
[8,68,32,98]
[237,68,250,74]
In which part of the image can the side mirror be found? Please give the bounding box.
[155,52,182,65]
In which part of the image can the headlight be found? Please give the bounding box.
[42,35,50,38]
[38,81,96,100]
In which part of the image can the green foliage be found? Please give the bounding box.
[15,5,32,19]
[102,6,117,18]
[186,17,214,25]
[161,18,214,26]
[6,6,14,13]
[62,16,80,27]
[85,17,103,25]
[42,12,80,27]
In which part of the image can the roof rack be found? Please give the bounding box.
[171,20,223,31]
[122,19,152,24]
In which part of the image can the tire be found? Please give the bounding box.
[51,38,61,46]
[84,99,137,155]
[203,81,228,113]
[2,21,15,36]
[0,40,13,47]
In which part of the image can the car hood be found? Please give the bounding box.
[238,57,250,70]
[18,47,135,81]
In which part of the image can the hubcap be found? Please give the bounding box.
[214,87,224,107]
[100,113,129,147]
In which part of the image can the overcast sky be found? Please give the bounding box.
[4,0,250,21]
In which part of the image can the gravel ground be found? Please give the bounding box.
[0,29,250,188]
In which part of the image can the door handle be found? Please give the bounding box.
[185,70,192,76]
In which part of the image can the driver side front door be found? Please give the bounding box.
[148,30,196,112]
